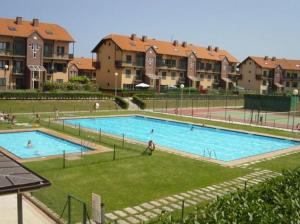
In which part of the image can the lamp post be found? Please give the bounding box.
[292,89,298,132]
[180,84,184,115]
[114,72,118,96]
[4,64,9,91]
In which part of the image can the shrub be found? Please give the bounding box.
[0,91,109,100]
[115,96,129,109]
[132,96,146,109]
[153,168,300,224]
[69,76,90,84]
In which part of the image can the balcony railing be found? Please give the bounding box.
[43,52,74,59]
[0,49,26,56]
[93,61,101,69]
[12,67,24,75]
[115,60,144,68]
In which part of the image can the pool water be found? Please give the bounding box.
[64,116,299,161]
[0,131,89,159]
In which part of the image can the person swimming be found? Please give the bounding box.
[190,126,194,131]
[150,129,154,134]
[27,140,32,148]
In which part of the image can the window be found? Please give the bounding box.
[44,42,53,57]
[125,55,132,63]
[13,61,24,73]
[207,75,211,79]
[263,71,267,77]
[0,60,9,69]
[286,73,291,78]
[136,70,142,80]
[205,63,212,70]
[286,82,290,87]
[292,73,297,78]
[54,63,66,72]
[56,79,64,83]
[125,69,131,78]
[214,63,221,72]
[57,46,65,56]
[108,56,110,60]
[200,74,204,79]
[161,72,167,80]
[262,80,267,86]
[107,69,110,73]
[200,62,205,70]
[0,42,8,51]
[171,72,176,80]
[0,78,6,86]
[165,59,176,67]
[292,82,298,88]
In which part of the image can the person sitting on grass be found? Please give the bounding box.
[142,140,156,156]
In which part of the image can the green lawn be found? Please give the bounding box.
[26,150,249,221]
[0,99,118,113]
[249,152,300,172]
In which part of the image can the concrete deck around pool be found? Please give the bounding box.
[0,128,111,162]
[59,114,300,167]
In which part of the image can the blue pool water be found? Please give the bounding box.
[64,116,299,161]
[0,131,89,159]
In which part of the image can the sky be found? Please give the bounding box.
[2,0,300,61]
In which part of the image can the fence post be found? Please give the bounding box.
[113,144,116,160]
[122,133,125,149]
[67,195,71,224]
[63,150,66,169]
[224,94,228,120]
[99,128,102,143]
[192,98,194,117]
[79,124,81,136]
[101,203,105,224]
[83,203,87,224]
[63,120,65,131]
[48,115,50,126]
[181,200,185,222]
[152,98,155,112]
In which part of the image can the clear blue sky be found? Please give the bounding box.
[2,0,300,61]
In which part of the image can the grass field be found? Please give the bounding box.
[25,150,249,221]
[0,99,118,113]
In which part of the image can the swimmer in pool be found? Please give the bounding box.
[27,140,32,148]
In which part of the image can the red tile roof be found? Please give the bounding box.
[93,34,239,63]
[249,56,300,71]
[0,17,74,42]
[70,57,95,70]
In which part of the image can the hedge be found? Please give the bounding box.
[132,96,146,109]
[154,168,300,224]
[0,92,110,100]
[115,96,129,109]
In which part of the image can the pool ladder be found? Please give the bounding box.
[203,149,217,159]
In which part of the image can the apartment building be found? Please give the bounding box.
[239,56,300,94]
[0,16,74,90]
[68,57,96,83]
[92,34,239,91]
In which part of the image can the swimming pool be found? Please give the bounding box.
[0,131,89,159]
[64,116,299,161]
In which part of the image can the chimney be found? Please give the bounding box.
[182,41,187,47]
[15,16,22,25]
[264,56,269,60]
[32,18,39,27]
[173,40,178,46]
[142,35,147,42]
[214,47,219,52]
[130,33,137,40]
[271,56,276,61]
[207,45,212,51]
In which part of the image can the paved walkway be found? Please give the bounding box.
[105,170,280,224]
[0,194,55,224]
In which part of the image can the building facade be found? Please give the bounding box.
[0,17,74,90]
[92,34,239,91]
[68,57,96,83]
[238,56,300,94]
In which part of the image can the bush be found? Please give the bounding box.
[69,76,90,84]
[154,168,300,224]
[132,96,146,109]
[115,96,129,109]
[0,91,109,100]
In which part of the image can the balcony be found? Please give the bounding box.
[115,60,144,68]
[12,67,24,75]
[93,61,101,69]
[0,49,26,57]
[43,52,73,60]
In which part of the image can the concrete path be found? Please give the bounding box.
[124,98,139,111]
[105,170,280,224]
[0,194,55,224]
